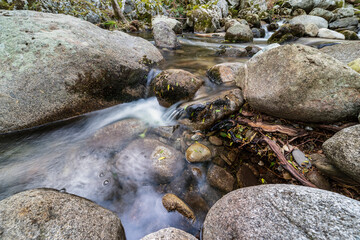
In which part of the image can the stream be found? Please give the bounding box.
[0,33,345,239]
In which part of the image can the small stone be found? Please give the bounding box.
[162,193,196,221]
[304,23,319,37]
[292,149,311,168]
[207,164,235,193]
[317,28,345,40]
[186,143,212,163]
[209,136,223,146]
[282,172,293,180]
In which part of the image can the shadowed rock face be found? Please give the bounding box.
[237,44,360,123]
[0,10,163,133]
[323,124,360,183]
[203,184,360,240]
[0,188,126,240]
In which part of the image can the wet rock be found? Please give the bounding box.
[162,193,196,221]
[267,24,305,44]
[304,23,319,36]
[320,42,360,64]
[209,136,222,146]
[115,138,185,184]
[151,69,204,107]
[289,15,328,28]
[184,192,210,221]
[239,44,360,122]
[329,17,359,30]
[152,15,183,34]
[292,149,311,168]
[309,8,335,22]
[318,28,345,39]
[186,143,212,163]
[207,62,245,85]
[207,164,235,193]
[203,184,360,239]
[310,153,357,184]
[236,164,259,188]
[215,46,248,57]
[245,45,262,57]
[179,88,244,130]
[166,168,198,198]
[267,23,279,31]
[253,43,280,57]
[187,6,221,33]
[225,23,253,43]
[348,58,360,73]
[323,124,360,183]
[307,169,331,190]
[153,21,180,49]
[0,10,163,133]
[87,119,146,149]
[340,30,360,40]
[141,227,197,240]
[0,189,125,240]
[251,28,265,38]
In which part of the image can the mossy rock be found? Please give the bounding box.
[340,30,360,40]
[348,58,360,73]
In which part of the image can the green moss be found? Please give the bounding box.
[0,0,13,10]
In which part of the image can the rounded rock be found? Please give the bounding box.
[186,143,212,163]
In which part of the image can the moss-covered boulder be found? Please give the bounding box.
[151,69,204,107]
[225,23,253,43]
[267,24,305,44]
[0,10,163,133]
[187,6,222,33]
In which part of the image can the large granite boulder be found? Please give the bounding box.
[0,10,163,133]
[203,184,360,239]
[187,6,221,33]
[236,44,360,122]
[152,15,183,34]
[320,42,360,64]
[323,124,360,183]
[0,189,125,240]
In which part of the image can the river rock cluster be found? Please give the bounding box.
[0,0,360,239]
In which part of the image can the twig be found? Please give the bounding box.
[236,117,303,137]
[262,135,318,188]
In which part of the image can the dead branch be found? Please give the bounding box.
[236,117,303,137]
[262,135,318,188]
[314,122,358,132]
[111,0,128,23]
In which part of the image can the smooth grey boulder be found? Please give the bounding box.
[0,189,125,240]
[153,21,180,49]
[290,15,328,28]
[0,10,163,133]
[320,42,360,64]
[152,15,183,34]
[203,184,360,240]
[329,17,359,30]
[225,23,253,43]
[286,0,314,12]
[238,44,360,122]
[323,124,360,183]
[317,28,345,39]
[141,227,197,240]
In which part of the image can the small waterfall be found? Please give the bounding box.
[145,68,162,98]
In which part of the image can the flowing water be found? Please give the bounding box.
[0,33,346,239]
